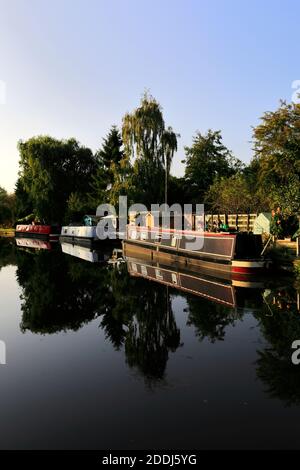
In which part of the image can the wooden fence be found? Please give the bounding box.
[129,211,258,233]
[205,214,257,232]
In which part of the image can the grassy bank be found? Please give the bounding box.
[0,228,15,238]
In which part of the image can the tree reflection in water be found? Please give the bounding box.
[15,246,181,384]
[254,286,300,406]
[17,247,107,333]
[0,238,16,270]
[99,265,182,383]
[124,286,181,383]
[7,242,300,397]
[185,294,239,343]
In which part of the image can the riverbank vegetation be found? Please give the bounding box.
[1,92,300,229]
[0,186,15,228]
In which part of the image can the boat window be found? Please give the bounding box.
[131,263,138,273]
[141,265,148,276]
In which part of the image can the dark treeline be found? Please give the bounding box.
[1,93,300,226]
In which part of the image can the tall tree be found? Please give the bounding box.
[252,100,300,215]
[96,126,124,172]
[109,155,134,207]
[90,126,125,208]
[122,92,178,206]
[183,130,243,204]
[162,127,178,204]
[18,136,97,224]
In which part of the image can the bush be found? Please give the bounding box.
[266,245,295,270]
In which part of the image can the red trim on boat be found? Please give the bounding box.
[16,225,52,235]
[231,266,264,274]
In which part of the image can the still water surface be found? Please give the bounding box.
[0,238,300,449]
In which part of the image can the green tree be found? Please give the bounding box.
[168,176,190,206]
[89,164,110,209]
[252,101,300,215]
[183,130,243,203]
[0,186,15,226]
[15,177,33,221]
[18,136,97,224]
[162,127,179,204]
[122,92,178,206]
[109,156,134,207]
[96,126,124,174]
[90,126,125,208]
[206,173,254,213]
[65,192,92,223]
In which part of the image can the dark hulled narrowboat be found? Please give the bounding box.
[125,224,271,275]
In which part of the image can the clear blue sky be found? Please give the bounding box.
[0,0,299,191]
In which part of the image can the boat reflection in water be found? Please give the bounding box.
[15,237,55,251]
[123,241,269,310]
[60,242,111,263]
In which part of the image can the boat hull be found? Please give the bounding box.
[60,226,121,248]
[124,226,270,275]
[15,225,59,240]
[61,226,97,239]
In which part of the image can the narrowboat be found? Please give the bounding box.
[15,224,60,240]
[124,220,271,275]
[60,225,99,247]
[60,214,123,248]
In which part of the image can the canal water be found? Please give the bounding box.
[0,238,300,449]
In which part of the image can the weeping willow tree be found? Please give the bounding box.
[122,92,178,205]
[162,127,178,204]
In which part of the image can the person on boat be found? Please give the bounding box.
[270,207,283,239]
